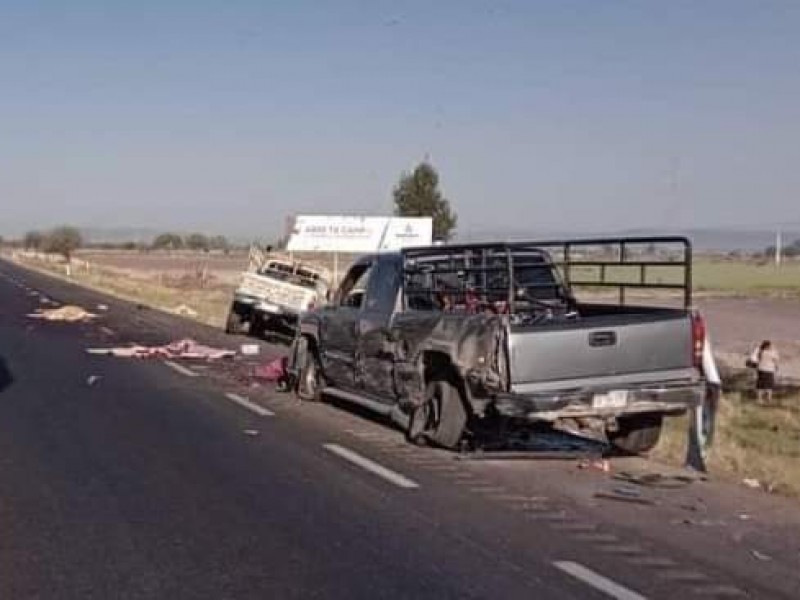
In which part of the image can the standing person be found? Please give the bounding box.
[751,340,779,404]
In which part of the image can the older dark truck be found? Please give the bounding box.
[290,237,706,452]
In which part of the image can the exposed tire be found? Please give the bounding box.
[296,337,323,402]
[225,306,245,334]
[609,413,663,454]
[407,377,468,450]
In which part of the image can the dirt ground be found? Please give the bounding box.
[76,250,248,286]
[696,296,800,380]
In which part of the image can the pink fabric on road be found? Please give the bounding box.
[86,338,235,360]
[253,357,288,381]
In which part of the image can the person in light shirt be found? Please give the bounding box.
[751,340,779,404]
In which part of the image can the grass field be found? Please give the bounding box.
[693,259,800,294]
[654,393,800,498]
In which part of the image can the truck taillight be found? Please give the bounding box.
[691,312,705,369]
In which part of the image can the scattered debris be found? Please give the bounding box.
[613,471,696,489]
[253,357,289,382]
[240,343,260,356]
[751,550,772,562]
[172,304,198,317]
[742,478,761,490]
[593,490,655,506]
[96,304,109,311]
[243,429,260,437]
[738,514,752,521]
[86,375,102,386]
[85,338,236,360]
[578,458,611,473]
[28,305,98,322]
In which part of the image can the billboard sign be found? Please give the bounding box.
[286,215,433,253]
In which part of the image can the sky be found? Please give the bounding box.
[1,0,799,240]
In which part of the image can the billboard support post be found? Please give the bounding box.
[333,252,339,286]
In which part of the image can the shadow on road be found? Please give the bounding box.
[0,356,13,394]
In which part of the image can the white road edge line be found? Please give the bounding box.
[224,393,274,417]
[323,443,419,489]
[554,561,647,600]
[163,360,200,377]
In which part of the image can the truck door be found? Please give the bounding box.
[358,256,402,401]
[320,260,374,390]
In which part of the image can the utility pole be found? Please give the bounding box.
[775,230,782,267]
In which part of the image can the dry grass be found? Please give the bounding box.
[654,387,800,499]
[11,253,234,328]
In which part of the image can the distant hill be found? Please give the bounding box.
[458,228,800,253]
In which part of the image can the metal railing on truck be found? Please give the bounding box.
[401,236,692,312]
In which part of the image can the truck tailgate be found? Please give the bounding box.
[238,273,313,311]
[508,313,695,393]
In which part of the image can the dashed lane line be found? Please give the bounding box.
[323,443,419,489]
[163,360,200,377]
[554,561,648,600]
[224,393,275,417]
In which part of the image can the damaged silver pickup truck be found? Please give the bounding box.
[289,237,707,452]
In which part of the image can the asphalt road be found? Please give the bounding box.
[1,258,799,600]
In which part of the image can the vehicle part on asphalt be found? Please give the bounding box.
[608,413,663,454]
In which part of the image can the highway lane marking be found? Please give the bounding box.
[163,360,200,377]
[468,485,507,494]
[574,532,620,543]
[323,443,419,489]
[656,570,710,583]
[549,522,598,532]
[597,544,645,556]
[554,561,647,600]
[224,393,275,417]
[691,584,747,597]
[627,556,678,568]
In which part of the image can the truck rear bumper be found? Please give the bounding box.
[234,295,300,319]
[492,381,705,421]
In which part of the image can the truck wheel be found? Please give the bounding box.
[296,337,323,402]
[250,313,265,338]
[609,413,663,454]
[408,378,467,450]
[225,306,245,334]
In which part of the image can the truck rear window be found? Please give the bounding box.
[404,248,567,313]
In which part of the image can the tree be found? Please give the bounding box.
[24,230,44,250]
[43,226,83,261]
[392,161,457,241]
[185,233,210,252]
[152,232,184,250]
[209,235,229,252]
